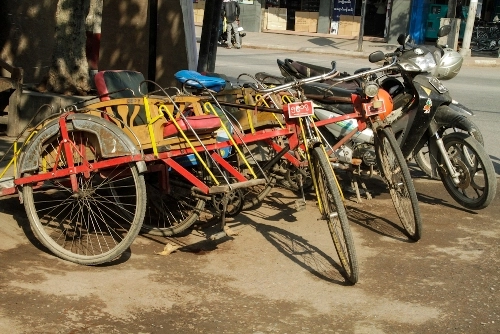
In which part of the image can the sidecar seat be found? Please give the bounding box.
[94,70,221,138]
[174,70,227,92]
[94,70,148,125]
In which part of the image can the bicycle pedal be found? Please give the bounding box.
[294,199,307,211]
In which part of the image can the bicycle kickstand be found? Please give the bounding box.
[209,194,229,241]
[295,174,307,211]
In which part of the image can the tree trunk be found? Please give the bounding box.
[85,0,103,72]
[39,0,91,95]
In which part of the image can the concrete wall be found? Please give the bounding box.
[240,2,263,32]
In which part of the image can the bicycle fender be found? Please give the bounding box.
[19,114,146,174]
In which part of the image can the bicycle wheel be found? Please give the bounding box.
[239,140,278,211]
[141,172,206,236]
[311,146,358,284]
[437,132,497,210]
[23,127,146,265]
[471,38,499,51]
[375,127,422,241]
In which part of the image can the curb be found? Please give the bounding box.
[198,36,500,67]
[241,42,500,66]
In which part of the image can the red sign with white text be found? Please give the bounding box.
[287,101,314,118]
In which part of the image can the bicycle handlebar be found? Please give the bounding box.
[248,57,398,94]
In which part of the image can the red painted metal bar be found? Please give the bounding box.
[162,158,210,194]
[210,152,247,182]
[0,187,17,196]
[266,139,300,168]
[14,154,143,186]
[312,112,360,128]
[58,116,79,192]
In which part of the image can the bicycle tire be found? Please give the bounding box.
[375,127,422,241]
[311,146,358,284]
[23,127,146,265]
[240,140,278,211]
[437,132,497,210]
[141,176,206,237]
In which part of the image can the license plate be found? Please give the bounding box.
[429,77,448,93]
[363,100,386,117]
[287,101,314,118]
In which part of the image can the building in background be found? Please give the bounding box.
[194,0,410,43]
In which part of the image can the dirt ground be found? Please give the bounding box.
[0,172,499,333]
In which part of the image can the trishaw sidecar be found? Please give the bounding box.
[0,70,267,265]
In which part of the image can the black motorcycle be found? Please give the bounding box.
[376,26,496,210]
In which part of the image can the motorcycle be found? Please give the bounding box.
[256,25,496,210]
[377,26,496,209]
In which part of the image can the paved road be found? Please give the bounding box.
[0,162,499,332]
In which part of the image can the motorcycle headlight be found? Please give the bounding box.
[364,82,379,98]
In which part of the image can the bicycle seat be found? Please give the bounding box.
[175,70,227,92]
[281,58,362,90]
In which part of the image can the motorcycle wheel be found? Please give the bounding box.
[437,132,497,210]
[231,30,243,48]
[414,116,484,179]
[375,127,422,241]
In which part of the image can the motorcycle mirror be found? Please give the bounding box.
[437,25,452,37]
[397,34,406,46]
[330,61,337,71]
[368,51,385,63]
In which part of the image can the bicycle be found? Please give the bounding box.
[471,21,500,53]
[174,69,359,283]
[237,58,423,242]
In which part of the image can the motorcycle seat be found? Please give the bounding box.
[175,70,227,92]
[283,58,362,90]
